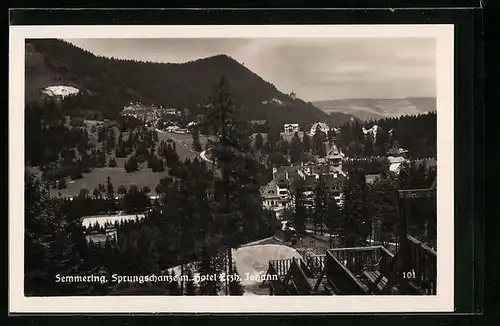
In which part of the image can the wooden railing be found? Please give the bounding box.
[283,258,313,295]
[269,258,293,277]
[407,235,437,295]
[266,261,288,295]
[329,246,395,277]
[325,250,369,294]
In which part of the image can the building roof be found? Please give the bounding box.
[387,147,408,156]
[274,165,300,182]
[310,122,330,135]
[388,156,407,164]
[291,172,345,193]
[260,180,280,198]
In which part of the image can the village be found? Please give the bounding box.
[23,37,439,298]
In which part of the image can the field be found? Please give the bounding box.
[33,128,213,198]
[156,130,210,162]
[49,163,170,197]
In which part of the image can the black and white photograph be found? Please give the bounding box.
[10,25,454,313]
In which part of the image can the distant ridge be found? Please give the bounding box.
[25,39,355,126]
[312,97,436,121]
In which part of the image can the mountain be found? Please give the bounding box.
[312,97,436,121]
[25,39,354,127]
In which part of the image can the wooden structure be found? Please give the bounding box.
[263,185,437,295]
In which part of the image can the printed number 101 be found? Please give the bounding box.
[402,270,416,279]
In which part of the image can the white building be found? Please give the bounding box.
[388,156,408,173]
[387,146,409,174]
[284,123,300,133]
[309,122,330,136]
[326,143,344,167]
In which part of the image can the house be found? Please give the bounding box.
[388,156,407,173]
[310,122,330,136]
[166,125,179,132]
[289,170,345,208]
[284,123,300,133]
[260,180,288,218]
[260,166,299,218]
[164,108,178,116]
[326,144,344,167]
[293,163,345,206]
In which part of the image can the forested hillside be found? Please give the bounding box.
[26,39,351,126]
[337,112,437,159]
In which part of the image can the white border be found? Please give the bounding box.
[9,25,454,313]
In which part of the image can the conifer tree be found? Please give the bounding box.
[290,132,303,163]
[184,268,197,295]
[192,129,203,152]
[124,155,138,173]
[166,269,181,295]
[292,179,307,236]
[108,157,117,167]
[229,262,244,295]
[254,133,264,151]
[313,177,327,234]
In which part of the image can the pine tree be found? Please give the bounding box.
[197,248,220,295]
[124,155,138,173]
[290,132,303,163]
[203,76,246,291]
[324,193,342,248]
[302,133,311,153]
[166,269,181,295]
[369,176,399,246]
[192,130,203,152]
[340,168,371,246]
[108,157,117,167]
[363,134,375,157]
[292,180,307,236]
[313,125,327,158]
[25,172,94,295]
[254,133,264,151]
[229,262,244,295]
[313,177,327,234]
[57,178,67,190]
[117,185,127,196]
[184,268,197,295]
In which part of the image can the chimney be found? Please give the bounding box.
[272,167,277,179]
[285,171,289,180]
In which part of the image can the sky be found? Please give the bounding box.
[66,38,436,102]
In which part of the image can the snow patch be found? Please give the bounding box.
[262,98,285,106]
[42,85,79,98]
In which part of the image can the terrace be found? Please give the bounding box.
[263,185,437,295]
